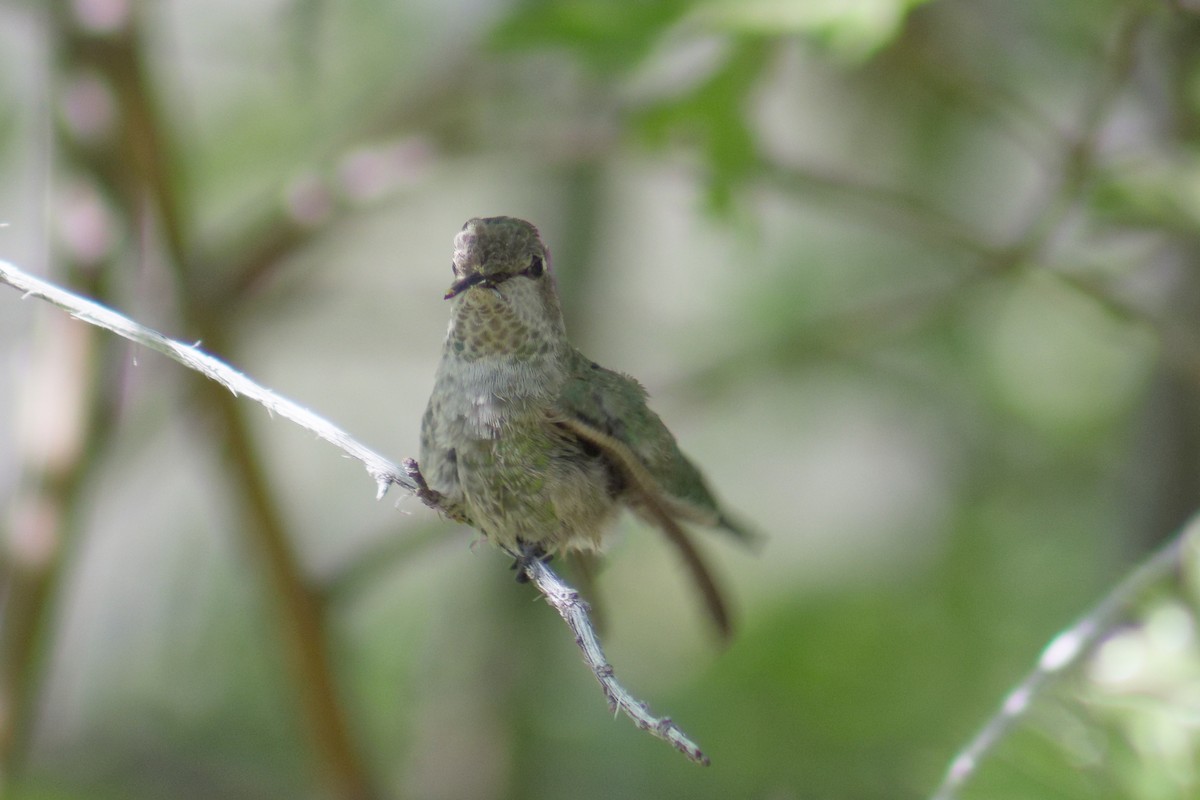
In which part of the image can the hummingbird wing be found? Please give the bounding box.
[558,351,756,543]
[555,350,755,639]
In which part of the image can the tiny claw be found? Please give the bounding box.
[401,457,425,486]
[512,541,551,583]
[402,458,444,510]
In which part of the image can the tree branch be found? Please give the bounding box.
[930,514,1196,800]
[0,259,412,498]
[519,554,711,766]
[0,258,711,766]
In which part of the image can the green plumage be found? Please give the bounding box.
[418,217,752,633]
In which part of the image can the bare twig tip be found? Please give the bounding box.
[520,555,711,765]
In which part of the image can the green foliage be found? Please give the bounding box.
[696,0,935,60]
[634,39,772,211]
[491,0,695,72]
[5,0,1200,799]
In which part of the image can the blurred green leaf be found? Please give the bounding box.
[490,0,695,71]
[633,39,772,211]
[695,0,934,60]
[1090,154,1200,235]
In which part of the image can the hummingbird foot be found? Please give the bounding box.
[402,457,472,523]
[511,540,552,583]
[401,457,441,506]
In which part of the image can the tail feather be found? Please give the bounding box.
[717,511,765,551]
[554,414,734,639]
[641,507,732,641]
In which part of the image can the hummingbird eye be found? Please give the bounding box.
[528,255,544,278]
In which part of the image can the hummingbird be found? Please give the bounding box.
[412,216,754,637]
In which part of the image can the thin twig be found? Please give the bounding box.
[0,258,711,766]
[930,514,1195,800]
[518,554,711,766]
[0,260,413,498]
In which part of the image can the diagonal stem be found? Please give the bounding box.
[517,552,711,766]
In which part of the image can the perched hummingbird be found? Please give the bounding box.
[414,216,753,637]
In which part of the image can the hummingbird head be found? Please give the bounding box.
[442,217,568,359]
[446,217,551,300]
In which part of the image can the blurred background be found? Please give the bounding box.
[3,0,1200,798]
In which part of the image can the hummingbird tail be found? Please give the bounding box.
[553,414,734,639]
[716,512,766,551]
[647,508,733,641]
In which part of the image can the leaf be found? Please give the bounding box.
[490,0,696,73]
[693,0,935,61]
[633,39,773,212]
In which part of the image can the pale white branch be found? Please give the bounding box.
[0,259,414,497]
[0,258,711,765]
[930,515,1197,799]
[521,554,711,766]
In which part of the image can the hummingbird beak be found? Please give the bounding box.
[444,271,487,300]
